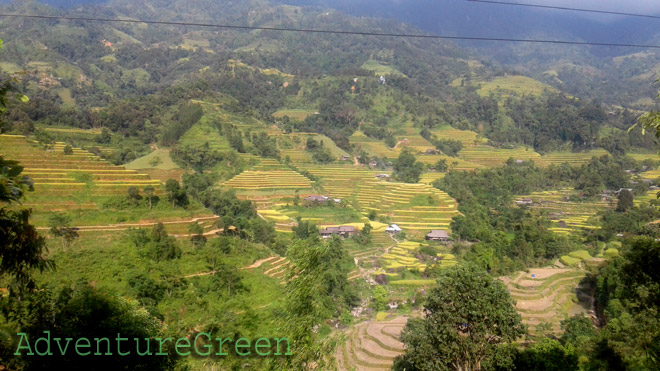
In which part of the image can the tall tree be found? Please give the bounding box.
[0,157,54,297]
[393,264,526,371]
[393,150,423,183]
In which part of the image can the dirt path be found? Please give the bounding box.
[36,215,219,232]
[392,140,407,150]
[239,256,278,270]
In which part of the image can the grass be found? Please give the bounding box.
[272,109,317,121]
[389,280,436,286]
[453,75,558,98]
[568,250,592,261]
[360,60,406,77]
[125,149,180,170]
[560,256,581,267]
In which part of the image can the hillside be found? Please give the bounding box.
[2,1,660,370]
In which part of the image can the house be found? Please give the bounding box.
[615,188,633,195]
[369,160,378,167]
[515,198,533,205]
[425,148,440,155]
[319,226,357,239]
[426,230,449,242]
[385,224,402,234]
[375,173,391,180]
[340,155,351,161]
[515,159,524,164]
[304,195,329,203]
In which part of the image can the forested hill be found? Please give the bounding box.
[0,0,656,157]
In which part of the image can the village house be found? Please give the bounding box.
[304,195,329,203]
[425,230,449,242]
[515,198,533,205]
[375,173,391,180]
[369,160,378,167]
[340,155,351,161]
[425,148,440,155]
[385,224,402,235]
[319,226,357,239]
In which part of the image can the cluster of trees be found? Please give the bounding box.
[305,137,333,164]
[550,237,660,369]
[361,122,397,148]
[420,128,463,156]
[159,102,203,146]
[433,157,650,274]
[393,150,424,183]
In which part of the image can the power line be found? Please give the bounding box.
[1,13,660,49]
[467,0,660,20]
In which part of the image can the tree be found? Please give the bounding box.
[434,159,449,172]
[14,285,178,370]
[372,285,388,311]
[143,186,155,210]
[62,144,73,155]
[48,213,79,248]
[513,338,578,371]
[164,179,186,208]
[188,221,206,248]
[616,189,634,212]
[0,38,28,134]
[126,186,141,205]
[208,258,246,296]
[393,264,526,371]
[393,150,423,183]
[142,223,181,261]
[0,156,54,296]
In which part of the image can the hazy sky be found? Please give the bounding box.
[536,0,660,14]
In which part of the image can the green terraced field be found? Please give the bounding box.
[515,188,610,235]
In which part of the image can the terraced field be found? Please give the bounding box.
[535,149,609,167]
[335,316,407,371]
[502,267,591,336]
[451,75,558,98]
[297,166,459,234]
[376,240,456,279]
[238,256,290,284]
[0,135,161,209]
[221,168,313,195]
[515,189,609,235]
[277,132,350,163]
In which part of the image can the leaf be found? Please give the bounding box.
[19,95,29,103]
[7,165,23,177]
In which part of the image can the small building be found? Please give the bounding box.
[426,230,449,242]
[304,195,329,203]
[375,173,391,180]
[615,188,633,195]
[320,226,357,239]
[425,148,440,155]
[385,224,402,234]
[340,155,351,161]
[515,198,533,205]
[369,160,378,167]
[515,159,525,164]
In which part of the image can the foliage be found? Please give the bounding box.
[393,264,525,371]
[393,150,423,183]
[6,285,178,370]
[164,179,187,208]
[160,102,203,146]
